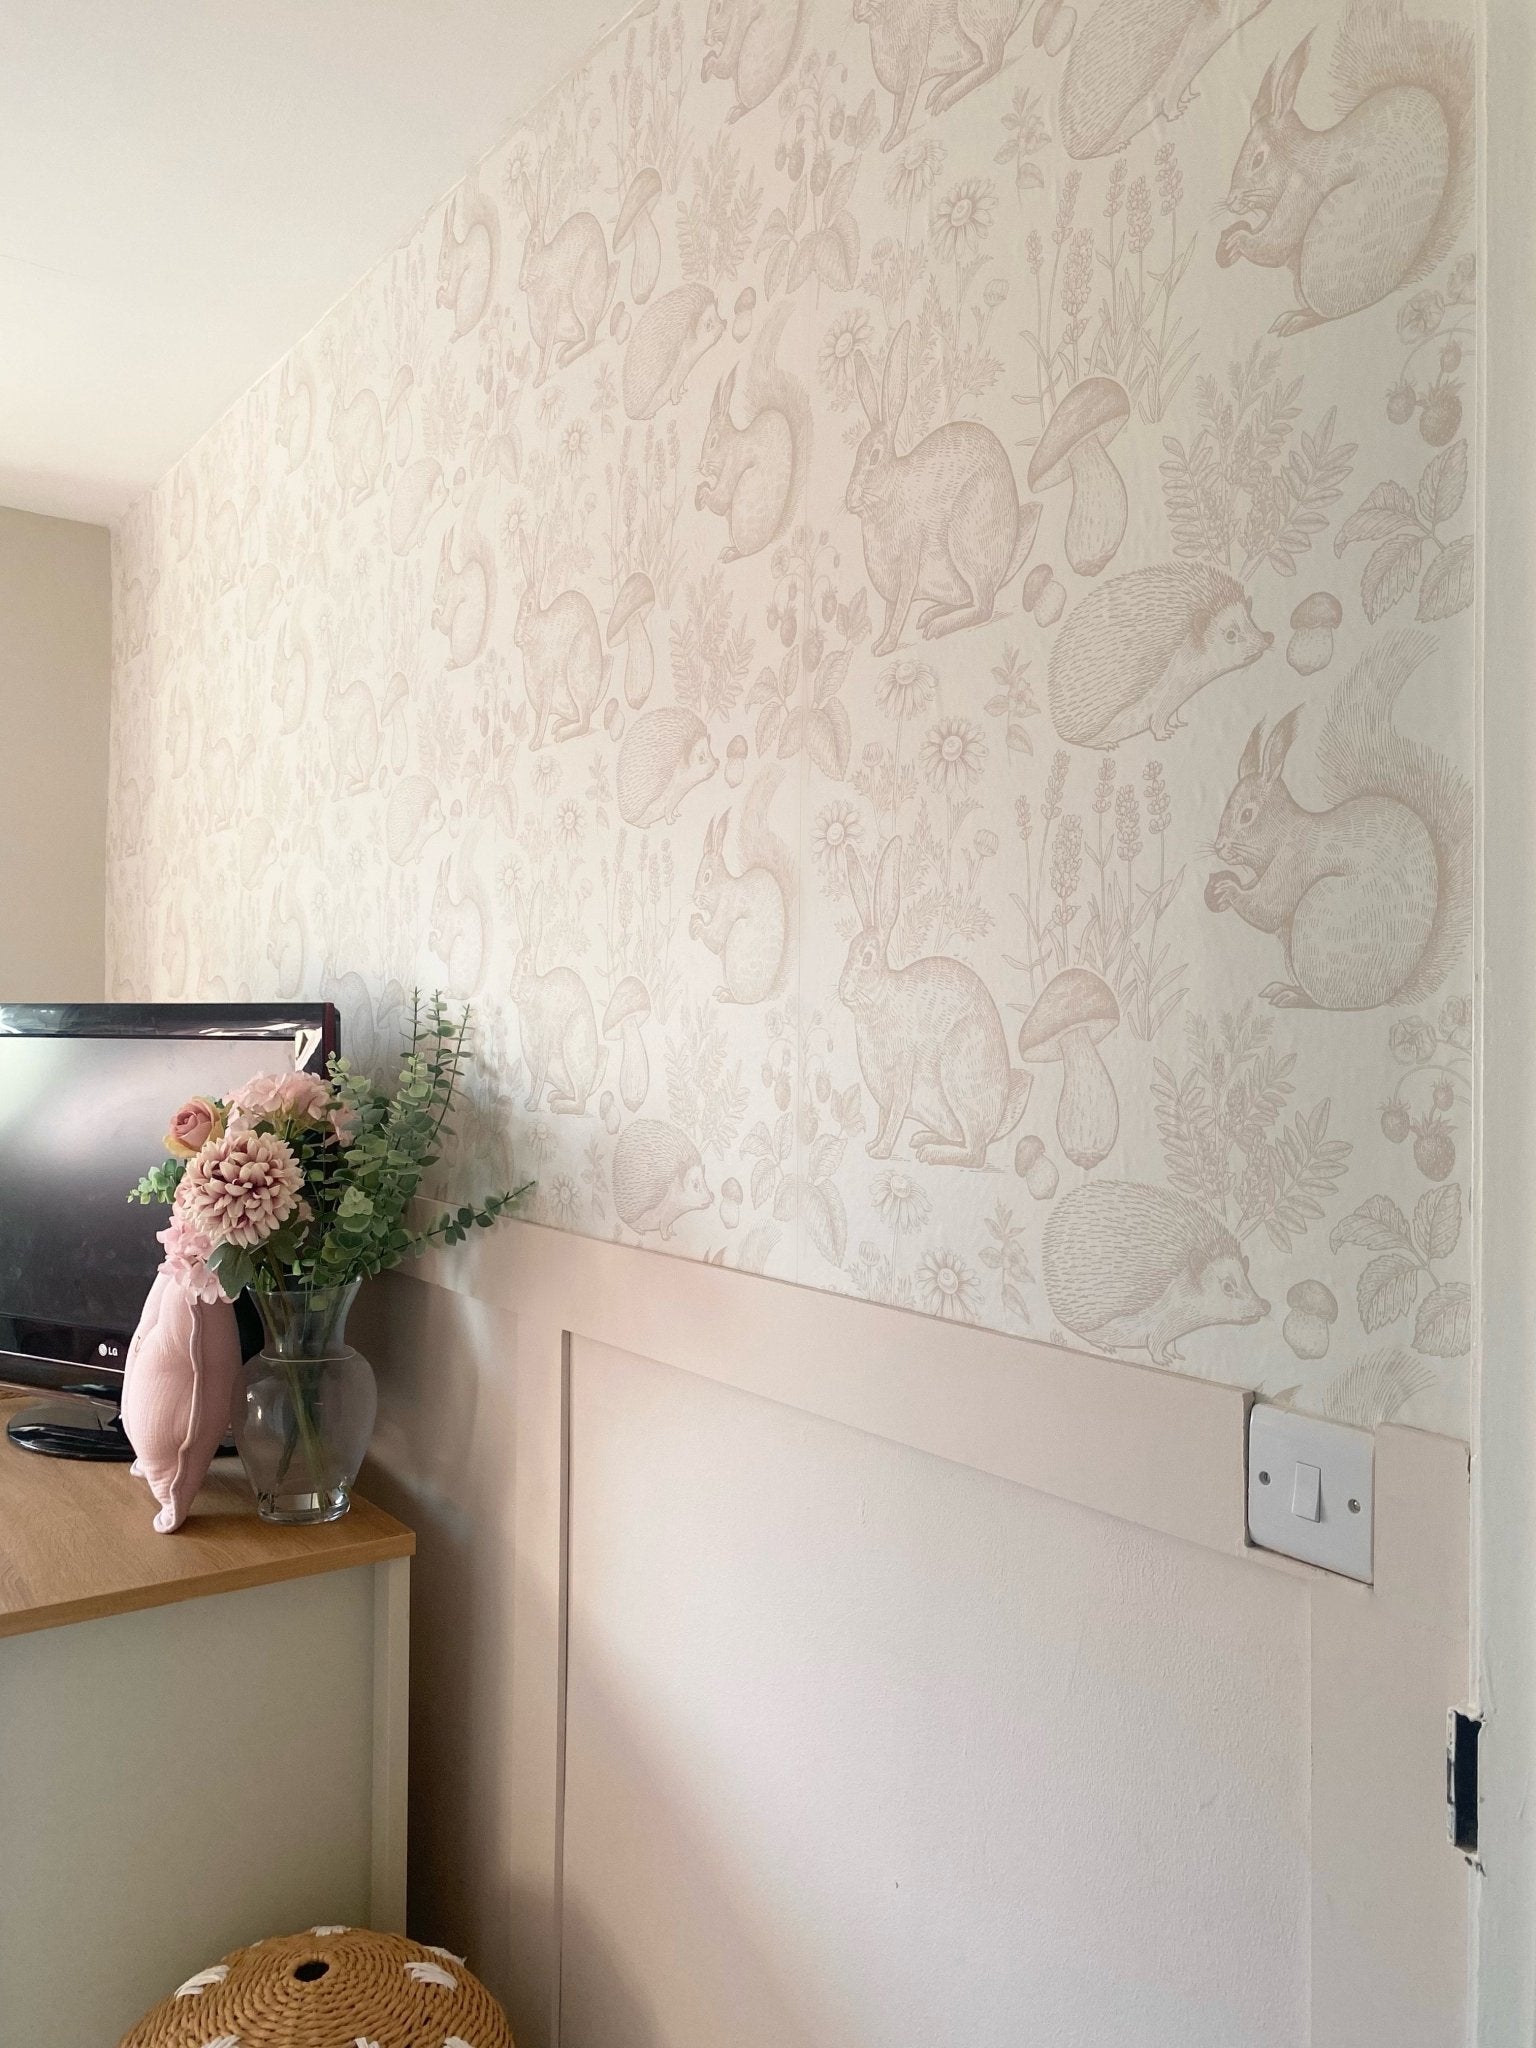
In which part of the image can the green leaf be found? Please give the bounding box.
[1417,534,1474,622]
[1334,480,1416,555]
[1360,530,1424,623]
[1414,1281,1471,1357]
[1356,1252,1420,1332]
[1330,1194,1410,1254]
[1417,439,1467,528]
[1412,1183,1462,1263]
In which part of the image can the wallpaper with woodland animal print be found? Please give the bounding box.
[108,0,1479,1436]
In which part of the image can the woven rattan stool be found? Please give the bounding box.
[119,1926,514,2047]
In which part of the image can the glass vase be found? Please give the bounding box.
[236,1282,377,1524]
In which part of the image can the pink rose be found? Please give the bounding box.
[164,1097,225,1159]
[231,1071,333,1128]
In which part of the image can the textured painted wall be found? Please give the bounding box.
[108,0,1478,1434]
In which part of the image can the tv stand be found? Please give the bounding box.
[6,1393,137,1460]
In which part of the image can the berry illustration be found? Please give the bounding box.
[1419,384,1462,446]
[1381,1101,1411,1143]
[1413,1119,1456,1182]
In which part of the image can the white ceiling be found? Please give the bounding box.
[0,0,627,527]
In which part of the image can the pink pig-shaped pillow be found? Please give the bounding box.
[119,1208,241,1533]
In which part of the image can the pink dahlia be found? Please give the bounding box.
[180,1127,305,1249]
[230,1070,333,1129]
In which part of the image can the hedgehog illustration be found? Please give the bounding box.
[1048,560,1272,747]
[1042,1180,1270,1366]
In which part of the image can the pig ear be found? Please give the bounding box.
[1261,707,1302,783]
[1239,719,1265,781]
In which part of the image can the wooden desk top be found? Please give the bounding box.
[0,1392,414,1639]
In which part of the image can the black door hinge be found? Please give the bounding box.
[1447,1709,1480,1856]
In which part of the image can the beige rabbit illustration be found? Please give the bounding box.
[170,469,198,559]
[519,155,616,386]
[848,324,1040,656]
[840,838,1030,1166]
[328,386,385,509]
[1205,631,1472,1009]
[432,516,496,670]
[512,888,605,1114]
[695,300,811,563]
[700,0,806,121]
[430,854,487,995]
[436,176,499,339]
[273,609,313,734]
[854,0,1025,150]
[689,766,795,1005]
[325,670,407,797]
[515,531,610,747]
[275,358,315,470]
[1217,6,1473,334]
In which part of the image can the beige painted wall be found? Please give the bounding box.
[0,507,110,1000]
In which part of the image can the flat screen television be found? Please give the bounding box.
[0,1003,338,1457]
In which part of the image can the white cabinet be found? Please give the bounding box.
[0,1413,411,2047]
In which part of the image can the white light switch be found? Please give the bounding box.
[1291,1462,1322,1522]
[1248,1406,1373,1582]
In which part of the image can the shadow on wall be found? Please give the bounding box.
[352,1273,513,1976]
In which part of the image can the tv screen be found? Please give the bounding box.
[0,1005,336,1391]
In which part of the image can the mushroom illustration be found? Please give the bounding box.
[1033,0,1076,53]
[611,301,631,344]
[1027,378,1131,578]
[1014,1133,1059,1200]
[1035,575,1067,625]
[733,286,756,343]
[1022,563,1053,614]
[1286,592,1342,676]
[607,572,657,708]
[614,169,663,305]
[600,1088,621,1135]
[1017,967,1121,1169]
[725,734,748,786]
[603,978,652,1110]
[720,1176,743,1229]
[1283,1280,1338,1360]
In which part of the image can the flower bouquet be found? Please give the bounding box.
[131,996,528,1521]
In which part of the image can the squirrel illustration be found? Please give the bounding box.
[1048,560,1272,746]
[689,764,796,1004]
[1205,628,1472,1010]
[1043,1181,1269,1367]
[1217,2,1474,335]
[695,300,812,563]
